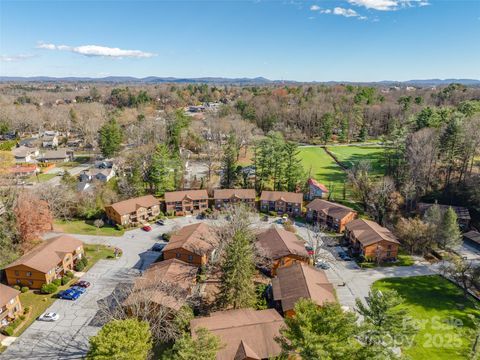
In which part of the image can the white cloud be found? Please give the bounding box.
[333,7,360,17]
[321,9,332,14]
[36,42,155,58]
[0,54,35,62]
[348,0,430,11]
[310,4,320,11]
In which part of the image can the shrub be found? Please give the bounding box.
[3,326,14,336]
[41,283,58,294]
[13,285,21,291]
[166,210,175,217]
[81,256,89,266]
[52,279,61,286]
[162,233,171,242]
[20,286,29,293]
[19,315,25,321]
[268,211,277,217]
[75,262,85,272]
[115,224,123,231]
[24,306,30,314]
[93,219,104,228]
[61,276,71,286]
[65,270,74,278]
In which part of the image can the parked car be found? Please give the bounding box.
[58,289,81,300]
[73,280,91,288]
[70,286,87,294]
[142,225,152,232]
[38,312,60,322]
[315,261,330,270]
[196,213,206,220]
[151,243,166,252]
[156,220,165,226]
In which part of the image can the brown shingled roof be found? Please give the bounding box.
[107,195,159,216]
[0,284,20,308]
[4,235,83,273]
[272,262,335,313]
[190,309,284,360]
[306,199,355,220]
[164,190,208,202]
[346,219,399,246]
[214,189,256,200]
[256,227,309,260]
[260,191,302,203]
[464,231,480,245]
[417,202,471,221]
[123,259,197,311]
[163,223,217,256]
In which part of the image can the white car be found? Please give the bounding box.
[38,312,60,322]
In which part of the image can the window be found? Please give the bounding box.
[26,272,32,277]
[9,299,14,305]
[387,245,392,249]
[16,280,21,285]
[28,280,33,286]
[176,253,181,259]
[187,255,193,262]
[14,271,19,276]
[387,251,391,257]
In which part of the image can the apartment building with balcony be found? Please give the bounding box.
[105,195,160,226]
[164,190,209,216]
[259,191,303,216]
[0,284,22,328]
[305,199,357,233]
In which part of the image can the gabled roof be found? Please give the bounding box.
[164,190,208,202]
[464,231,480,245]
[4,235,83,273]
[259,191,303,204]
[0,284,20,307]
[107,195,159,216]
[214,189,256,200]
[256,227,309,260]
[272,262,335,312]
[190,309,284,360]
[417,202,471,221]
[42,149,68,159]
[12,146,37,158]
[123,259,197,311]
[308,178,329,193]
[346,219,399,246]
[163,223,217,256]
[306,199,355,220]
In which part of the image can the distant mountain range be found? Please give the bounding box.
[0,76,479,86]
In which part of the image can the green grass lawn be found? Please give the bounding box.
[12,244,117,336]
[327,145,386,176]
[27,173,57,183]
[373,275,480,360]
[358,250,415,268]
[54,219,125,237]
[298,147,349,201]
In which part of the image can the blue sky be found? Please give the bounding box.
[0,0,479,81]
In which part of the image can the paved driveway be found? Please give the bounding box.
[0,218,202,360]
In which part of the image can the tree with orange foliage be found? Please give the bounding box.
[14,191,53,253]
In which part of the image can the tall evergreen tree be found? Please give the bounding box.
[423,203,442,241]
[219,228,256,309]
[220,133,238,188]
[283,142,303,192]
[147,144,171,195]
[164,328,222,360]
[98,118,123,158]
[439,206,462,249]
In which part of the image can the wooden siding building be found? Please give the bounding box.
[213,189,256,210]
[0,284,22,328]
[105,195,160,226]
[259,191,303,216]
[164,190,209,216]
[306,199,357,233]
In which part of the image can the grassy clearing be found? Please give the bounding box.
[27,173,57,183]
[54,219,125,237]
[83,243,119,272]
[373,275,480,360]
[298,147,349,200]
[327,145,386,176]
[358,250,414,268]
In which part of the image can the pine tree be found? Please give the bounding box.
[219,229,256,309]
[439,206,462,249]
[147,144,171,195]
[164,328,222,360]
[220,133,238,188]
[423,203,442,242]
[284,142,303,192]
[98,118,123,158]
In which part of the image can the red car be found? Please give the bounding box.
[73,280,91,288]
[142,225,152,232]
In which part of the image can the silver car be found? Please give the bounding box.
[38,312,60,322]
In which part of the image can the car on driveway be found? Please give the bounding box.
[58,289,81,301]
[70,286,87,294]
[156,219,165,226]
[38,312,60,322]
[315,261,331,270]
[142,225,152,232]
[73,280,91,288]
[151,243,166,252]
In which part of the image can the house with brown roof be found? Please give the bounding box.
[0,284,22,328]
[259,191,303,216]
[345,219,400,262]
[105,195,160,226]
[164,190,209,216]
[163,223,218,266]
[190,308,285,360]
[213,189,256,210]
[3,235,84,288]
[306,199,357,233]
[38,149,72,163]
[123,259,197,312]
[463,231,480,250]
[272,262,335,317]
[256,227,310,276]
[306,178,329,200]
